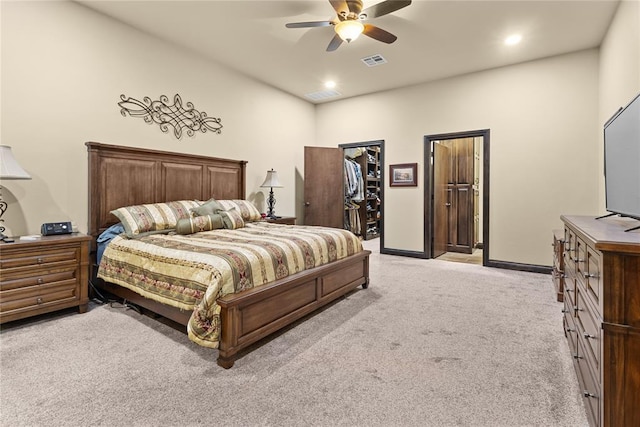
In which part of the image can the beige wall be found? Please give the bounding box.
[316,49,600,265]
[0,1,314,237]
[598,0,640,211]
[2,1,638,267]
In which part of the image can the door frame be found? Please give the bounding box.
[339,140,385,251]
[424,129,490,267]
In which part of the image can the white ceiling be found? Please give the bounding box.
[76,0,620,103]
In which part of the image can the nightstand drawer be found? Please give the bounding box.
[0,281,80,314]
[0,247,79,270]
[0,268,77,291]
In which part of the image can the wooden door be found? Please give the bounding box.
[441,137,475,253]
[433,143,450,258]
[304,146,344,228]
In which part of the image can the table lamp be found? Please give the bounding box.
[0,145,32,241]
[260,169,283,219]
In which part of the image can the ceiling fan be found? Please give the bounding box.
[285,0,412,52]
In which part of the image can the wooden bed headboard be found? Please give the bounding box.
[86,142,247,250]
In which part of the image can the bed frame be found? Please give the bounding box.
[86,142,370,368]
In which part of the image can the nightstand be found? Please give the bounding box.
[264,216,296,225]
[0,233,91,324]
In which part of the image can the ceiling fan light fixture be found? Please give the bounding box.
[335,20,364,42]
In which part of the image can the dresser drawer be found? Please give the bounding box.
[573,236,587,285]
[576,338,600,427]
[563,303,578,357]
[582,245,601,309]
[563,272,577,308]
[576,290,601,379]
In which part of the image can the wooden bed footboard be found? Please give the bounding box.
[92,249,370,368]
[217,250,370,368]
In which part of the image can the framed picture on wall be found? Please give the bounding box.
[389,163,417,187]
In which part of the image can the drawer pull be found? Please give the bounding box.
[574,307,584,313]
[574,258,583,263]
[561,309,570,314]
[565,288,573,293]
[36,297,43,305]
[583,391,597,399]
[37,257,44,264]
[583,273,599,279]
[37,278,44,284]
[573,354,583,360]
[583,333,596,340]
[565,327,575,333]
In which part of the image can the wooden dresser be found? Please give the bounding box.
[560,215,640,427]
[552,229,565,302]
[0,233,91,324]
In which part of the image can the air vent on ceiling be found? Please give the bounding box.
[304,90,342,101]
[361,54,387,67]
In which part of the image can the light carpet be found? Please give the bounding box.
[0,239,588,426]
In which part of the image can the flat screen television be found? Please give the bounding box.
[603,92,640,230]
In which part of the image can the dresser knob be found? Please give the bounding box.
[37,278,44,284]
[36,297,43,305]
[37,257,44,264]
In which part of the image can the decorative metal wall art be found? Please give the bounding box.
[118,94,223,139]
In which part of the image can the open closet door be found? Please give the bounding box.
[304,146,344,228]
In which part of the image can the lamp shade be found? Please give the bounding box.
[0,146,31,180]
[335,20,364,42]
[260,169,283,188]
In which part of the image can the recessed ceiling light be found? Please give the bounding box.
[325,80,336,89]
[504,34,522,46]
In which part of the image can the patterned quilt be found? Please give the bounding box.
[98,222,362,348]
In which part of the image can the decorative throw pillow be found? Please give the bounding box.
[111,200,201,237]
[217,200,262,222]
[191,198,224,217]
[220,208,245,230]
[175,214,224,235]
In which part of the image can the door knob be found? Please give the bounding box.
[304,202,310,206]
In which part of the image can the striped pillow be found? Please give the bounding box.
[216,200,262,222]
[175,214,224,235]
[220,208,245,230]
[111,200,201,237]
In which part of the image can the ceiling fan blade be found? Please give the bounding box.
[363,24,398,44]
[329,0,349,15]
[361,0,411,19]
[346,0,364,14]
[326,34,344,52]
[286,21,333,29]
